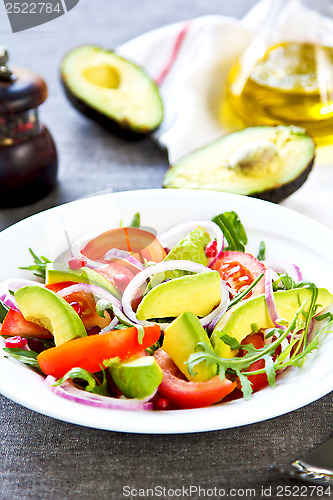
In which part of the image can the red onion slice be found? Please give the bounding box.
[0,294,19,313]
[159,220,224,266]
[265,270,285,329]
[56,283,122,309]
[45,376,154,410]
[264,260,303,283]
[99,315,119,334]
[0,278,45,313]
[103,248,145,271]
[207,281,230,332]
[122,260,228,331]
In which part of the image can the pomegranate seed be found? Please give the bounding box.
[70,301,82,316]
[153,395,171,411]
[205,240,218,258]
[28,338,49,353]
[86,326,101,335]
[68,256,87,270]
[5,336,28,349]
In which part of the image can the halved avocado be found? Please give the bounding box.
[163,125,315,203]
[61,45,164,140]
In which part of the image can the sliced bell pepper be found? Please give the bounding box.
[37,324,161,379]
[154,349,236,409]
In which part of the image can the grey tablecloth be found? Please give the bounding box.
[1,1,332,499]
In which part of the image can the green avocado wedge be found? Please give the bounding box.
[15,286,87,346]
[46,263,121,300]
[163,312,217,382]
[211,287,333,358]
[136,271,221,320]
[61,45,164,140]
[109,356,163,399]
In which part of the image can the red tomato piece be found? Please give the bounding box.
[212,251,266,297]
[0,309,52,339]
[46,282,110,330]
[240,333,268,392]
[154,349,236,409]
[81,227,167,264]
[37,324,161,379]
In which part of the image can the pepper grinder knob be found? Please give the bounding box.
[0,48,14,82]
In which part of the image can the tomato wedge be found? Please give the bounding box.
[212,251,266,297]
[154,349,236,409]
[240,333,268,392]
[45,282,110,330]
[0,309,52,339]
[81,227,166,265]
[37,324,161,379]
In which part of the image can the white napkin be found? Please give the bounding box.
[117,1,333,231]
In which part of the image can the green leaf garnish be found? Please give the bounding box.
[130,212,140,228]
[54,366,108,396]
[3,347,40,370]
[0,301,9,323]
[228,273,264,309]
[19,248,52,280]
[187,285,330,400]
[315,312,333,322]
[257,241,266,261]
[212,211,247,252]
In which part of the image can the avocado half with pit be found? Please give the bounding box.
[61,45,164,140]
[163,125,315,203]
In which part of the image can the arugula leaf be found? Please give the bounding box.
[227,273,264,309]
[188,290,325,399]
[54,366,109,396]
[130,212,140,228]
[3,347,40,370]
[237,372,253,400]
[272,273,297,291]
[315,312,333,322]
[96,298,145,344]
[257,241,266,261]
[0,301,9,323]
[212,211,247,252]
[19,248,52,280]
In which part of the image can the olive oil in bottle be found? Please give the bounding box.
[226,42,333,144]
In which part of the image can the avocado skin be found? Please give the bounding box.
[61,78,152,141]
[250,156,314,204]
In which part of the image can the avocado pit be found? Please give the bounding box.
[229,139,281,175]
[83,65,121,89]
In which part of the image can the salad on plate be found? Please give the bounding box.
[0,210,332,412]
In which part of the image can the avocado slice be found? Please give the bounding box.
[163,312,217,382]
[46,263,121,300]
[61,45,164,140]
[163,125,315,203]
[211,287,333,358]
[109,356,163,399]
[15,286,87,346]
[136,271,221,320]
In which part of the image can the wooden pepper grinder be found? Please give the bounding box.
[0,49,58,208]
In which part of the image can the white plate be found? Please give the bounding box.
[0,189,332,434]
